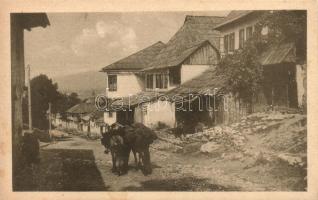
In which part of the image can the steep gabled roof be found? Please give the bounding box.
[143,15,224,71]
[101,41,165,72]
[213,11,254,30]
[143,40,217,71]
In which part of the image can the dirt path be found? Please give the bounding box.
[15,131,305,191]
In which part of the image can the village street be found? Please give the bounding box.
[9,10,309,195]
[16,111,307,191]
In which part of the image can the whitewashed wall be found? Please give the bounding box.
[106,72,144,98]
[90,122,101,135]
[104,111,117,125]
[181,64,210,83]
[142,100,176,128]
[296,64,307,107]
[219,17,260,54]
[134,106,144,124]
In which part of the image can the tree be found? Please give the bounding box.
[217,10,306,102]
[53,92,81,121]
[22,74,81,130]
[28,74,60,129]
[217,41,264,102]
[258,10,306,61]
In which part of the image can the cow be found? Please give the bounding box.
[101,123,130,175]
[124,123,157,175]
[100,122,157,176]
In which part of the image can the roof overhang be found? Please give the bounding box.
[142,40,216,72]
[260,42,296,66]
[214,11,256,30]
[13,13,50,31]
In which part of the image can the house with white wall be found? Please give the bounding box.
[100,15,224,128]
[214,10,306,109]
[100,41,166,125]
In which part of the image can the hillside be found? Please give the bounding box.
[53,70,106,99]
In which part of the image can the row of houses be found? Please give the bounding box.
[52,97,106,137]
[55,10,306,134]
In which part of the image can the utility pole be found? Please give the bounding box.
[27,64,32,131]
[48,103,52,131]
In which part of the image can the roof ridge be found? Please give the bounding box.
[184,15,225,24]
[101,41,165,71]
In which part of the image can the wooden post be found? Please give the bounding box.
[271,86,274,110]
[48,103,52,131]
[27,64,32,131]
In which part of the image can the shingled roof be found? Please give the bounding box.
[101,41,165,72]
[66,97,97,114]
[66,102,97,114]
[110,91,163,109]
[260,42,296,66]
[143,15,224,71]
[166,68,228,99]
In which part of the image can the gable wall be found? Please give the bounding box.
[106,72,144,98]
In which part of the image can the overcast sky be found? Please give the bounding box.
[24,11,229,78]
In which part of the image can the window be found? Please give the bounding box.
[246,26,253,40]
[224,35,229,53]
[155,74,163,89]
[169,67,181,85]
[239,29,245,49]
[146,74,153,89]
[108,75,117,91]
[155,74,168,89]
[229,32,235,52]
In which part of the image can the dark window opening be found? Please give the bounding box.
[239,29,245,49]
[146,74,154,89]
[155,74,168,89]
[224,35,229,53]
[169,67,181,86]
[108,75,117,91]
[229,32,235,52]
[246,26,253,40]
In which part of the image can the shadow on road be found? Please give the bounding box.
[14,148,108,191]
[122,177,240,191]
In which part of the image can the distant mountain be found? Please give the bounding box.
[53,70,106,99]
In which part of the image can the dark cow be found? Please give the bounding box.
[101,123,129,175]
[100,122,157,176]
[124,123,157,175]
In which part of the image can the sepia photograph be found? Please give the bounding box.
[10,10,308,192]
[1,1,316,197]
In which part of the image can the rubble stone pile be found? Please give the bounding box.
[184,125,246,151]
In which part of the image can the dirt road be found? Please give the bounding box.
[15,128,305,191]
